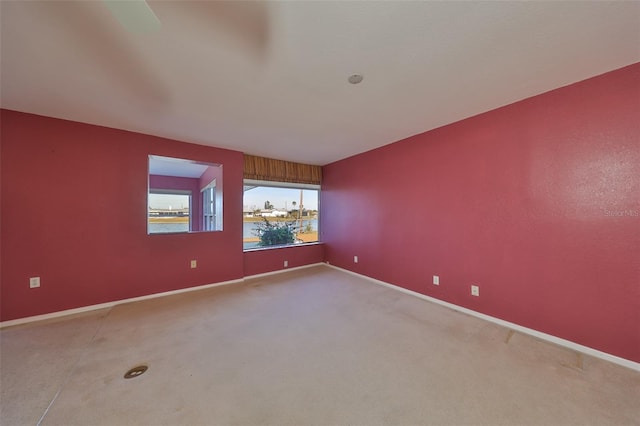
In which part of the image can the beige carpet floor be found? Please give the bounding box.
[1,265,638,425]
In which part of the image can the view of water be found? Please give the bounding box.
[148,218,318,238]
[243,218,318,238]
[244,218,318,249]
[148,223,189,234]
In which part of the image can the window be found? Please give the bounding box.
[243,180,320,250]
[148,191,191,234]
[148,155,223,234]
[202,182,216,231]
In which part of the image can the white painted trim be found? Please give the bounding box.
[243,241,323,253]
[244,262,324,281]
[325,264,640,372]
[0,278,244,329]
[0,263,325,328]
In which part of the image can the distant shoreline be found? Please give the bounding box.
[149,217,189,223]
[148,216,318,224]
[243,216,318,223]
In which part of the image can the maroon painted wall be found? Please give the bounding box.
[199,165,222,191]
[0,110,245,321]
[321,64,640,362]
[244,244,324,277]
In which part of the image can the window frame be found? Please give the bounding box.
[201,180,217,231]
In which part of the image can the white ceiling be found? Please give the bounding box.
[149,155,212,178]
[1,1,639,166]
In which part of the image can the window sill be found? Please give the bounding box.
[243,241,323,253]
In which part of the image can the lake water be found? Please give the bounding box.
[148,223,189,234]
[243,218,318,238]
[243,218,318,249]
[149,218,318,237]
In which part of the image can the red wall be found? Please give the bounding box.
[244,244,324,277]
[0,110,245,321]
[1,110,325,322]
[321,64,640,362]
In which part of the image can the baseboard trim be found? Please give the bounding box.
[0,278,245,329]
[244,262,325,281]
[0,263,326,329]
[325,264,640,372]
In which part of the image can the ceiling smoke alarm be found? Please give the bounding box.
[348,74,363,84]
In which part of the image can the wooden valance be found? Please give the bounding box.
[243,154,322,185]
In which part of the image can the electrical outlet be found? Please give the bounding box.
[471,285,479,296]
[354,256,358,263]
[29,277,40,288]
[433,275,439,285]
[284,260,288,268]
[190,260,197,269]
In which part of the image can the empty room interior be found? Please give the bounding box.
[1,1,639,425]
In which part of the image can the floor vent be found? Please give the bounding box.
[124,365,148,379]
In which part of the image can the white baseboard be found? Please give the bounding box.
[0,278,244,329]
[244,262,325,281]
[0,262,326,329]
[325,264,640,372]
[5,262,638,372]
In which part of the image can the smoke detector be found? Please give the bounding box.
[348,74,364,84]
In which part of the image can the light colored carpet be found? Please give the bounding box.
[1,265,638,425]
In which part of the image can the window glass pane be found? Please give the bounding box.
[243,184,319,250]
[148,193,191,234]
